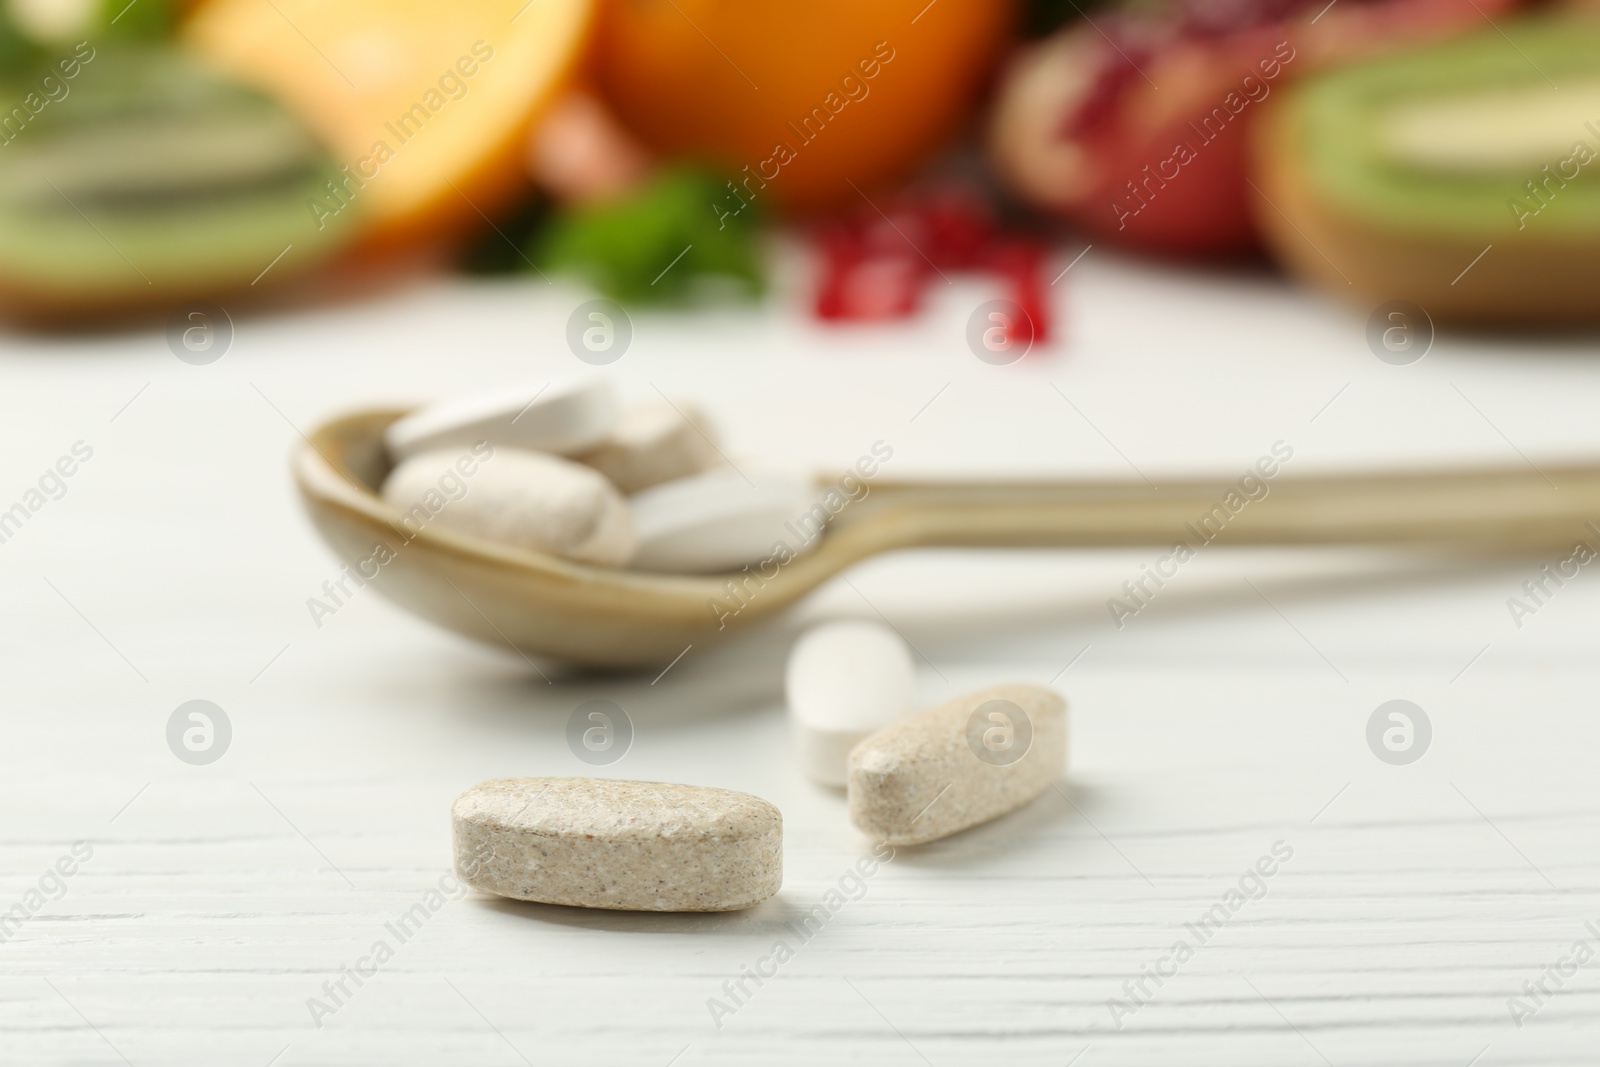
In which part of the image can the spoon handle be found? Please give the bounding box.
[833,464,1600,551]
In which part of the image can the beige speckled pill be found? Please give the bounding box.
[451,777,782,911]
[847,683,1066,845]
[574,400,721,494]
[383,447,635,566]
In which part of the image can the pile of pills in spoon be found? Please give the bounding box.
[381,377,821,574]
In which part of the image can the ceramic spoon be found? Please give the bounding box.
[294,408,1600,669]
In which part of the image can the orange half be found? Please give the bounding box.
[185,0,594,250]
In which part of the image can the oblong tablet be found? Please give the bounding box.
[385,377,620,462]
[848,683,1067,845]
[452,777,783,911]
[575,399,722,493]
[787,621,917,787]
[382,447,635,566]
[628,469,818,573]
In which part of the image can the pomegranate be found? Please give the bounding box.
[989,0,1526,258]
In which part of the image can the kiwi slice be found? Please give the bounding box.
[0,46,353,321]
[1253,20,1600,326]
[4,0,175,51]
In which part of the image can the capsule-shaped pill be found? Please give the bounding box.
[575,399,722,494]
[847,683,1067,845]
[452,777,783,911]
[628,469,817,573]
[383,447,636,566]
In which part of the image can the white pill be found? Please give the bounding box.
[575,400,722,494]
[385,377,620,462]
[786,621,917,787]
[628,469,819,573]
[383,446,635,566]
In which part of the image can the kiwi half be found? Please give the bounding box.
[0,46,353,321]
[1253,20,1600,327]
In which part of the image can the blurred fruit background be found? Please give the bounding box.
[0,0,1594,329]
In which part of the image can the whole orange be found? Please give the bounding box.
[593,0,1017,213]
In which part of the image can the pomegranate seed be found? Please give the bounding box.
[812,184,1055,348]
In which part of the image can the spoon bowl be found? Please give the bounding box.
[295,408,872,669]
[295,407,1600,669]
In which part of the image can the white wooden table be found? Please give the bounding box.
[4,252,1599,1066]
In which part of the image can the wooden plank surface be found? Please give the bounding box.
[2,258,1599,1065]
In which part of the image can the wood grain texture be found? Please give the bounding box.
[2,262,1599,1065]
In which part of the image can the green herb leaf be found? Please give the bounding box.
[534,166,766,304]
